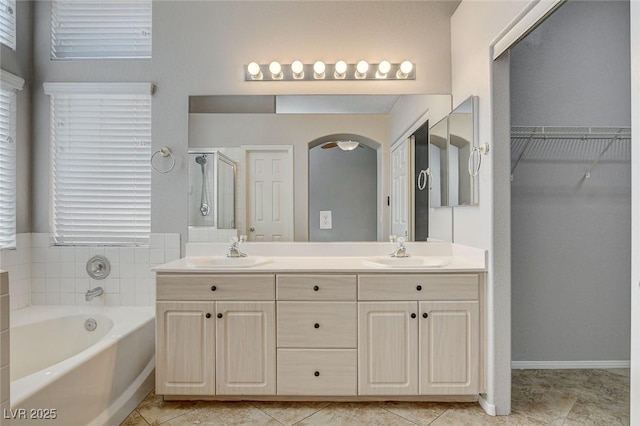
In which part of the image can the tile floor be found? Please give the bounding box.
[121,369,630,425]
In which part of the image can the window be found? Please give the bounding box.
[51,0,152,59]
[44,82,152,246]
[0,0,16,50]
[0,70,23,250]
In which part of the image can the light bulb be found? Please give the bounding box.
[334,60,347,78]
[355,60,369,79]
[269,61,282,77]
[377,60,391,78]
[291,60,304,79]
[313,61,326,79]
[400,60,413,75]
[378,60,391,74]
[247,62,262,80]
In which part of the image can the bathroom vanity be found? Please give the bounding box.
[153,244,486,402]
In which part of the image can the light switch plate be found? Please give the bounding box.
[319,210,332,229]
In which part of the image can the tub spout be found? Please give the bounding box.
[85,286,104,301]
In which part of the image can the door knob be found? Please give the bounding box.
[250,227,255,232]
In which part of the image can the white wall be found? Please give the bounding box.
[451,0,534,415]
[510,0,631,364]
[31,1,454,244]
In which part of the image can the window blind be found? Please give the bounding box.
[51,0,152,59]
[0,0,16,50]
[0,71,22,250]
[45,83,152,246]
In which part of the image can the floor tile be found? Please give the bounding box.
[136,392,203,425]
[120,410,150,426]
[161,402,283,425]
[250,401,331,425]
[379,401,451,425]
[511,386,577,423]
[295,402,417,426]
[429,403,505,426]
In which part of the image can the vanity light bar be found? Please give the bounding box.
[245,61,415,81]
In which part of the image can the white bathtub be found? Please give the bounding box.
[9,306,155,426]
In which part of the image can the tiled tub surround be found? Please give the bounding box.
[0,233,181,310]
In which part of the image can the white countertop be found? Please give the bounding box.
[153,255,486,274]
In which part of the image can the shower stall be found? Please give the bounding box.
[188,150,237,229]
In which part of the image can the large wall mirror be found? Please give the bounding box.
[188,94,453,242]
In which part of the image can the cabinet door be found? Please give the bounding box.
[156,301,215,395]
[216,301,276,395]
[419,301,479,395]
[358,302,418,395]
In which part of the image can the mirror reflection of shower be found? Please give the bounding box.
[195,155,210,216]
[188,150,237,229]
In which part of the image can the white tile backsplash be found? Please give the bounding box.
[1,233,181,310]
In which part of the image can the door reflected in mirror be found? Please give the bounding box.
[429,117,448,208]
[448,96,477,206]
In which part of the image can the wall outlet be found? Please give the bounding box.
[319,210,332,230]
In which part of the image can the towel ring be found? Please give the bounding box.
[468,143,490,177]
[417,169,432,191]
[151,147,175,174]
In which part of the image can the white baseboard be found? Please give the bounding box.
[511,360,630,369]
[478,395,497,416]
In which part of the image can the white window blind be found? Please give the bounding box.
[51,0,152,59]
[44,83,152,246]
[0,71,23,250]
[0,0,16,50]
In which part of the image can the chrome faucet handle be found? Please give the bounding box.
[389,237,410,258]
[239,235,247,243]
[389,234,397,243]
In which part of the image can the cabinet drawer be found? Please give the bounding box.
[277,349,357,395]
[358,274,479,301]
[277,275,356,300]
[277,302,356,348]
[157,274,275,300]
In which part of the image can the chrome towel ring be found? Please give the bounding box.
[151,147,175,173]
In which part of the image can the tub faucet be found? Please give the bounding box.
[389,237,410,258]
[227,235,247,258]
[85,286,104,301]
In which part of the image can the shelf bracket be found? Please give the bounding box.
[583,129,623,179]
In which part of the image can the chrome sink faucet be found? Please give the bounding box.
[389,236,410,258]
[227,235,248,258]
[85,286,104,301]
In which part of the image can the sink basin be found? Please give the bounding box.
[362,256,451,268]
[185,256,270,268]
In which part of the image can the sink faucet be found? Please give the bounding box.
[227,235,247,258]
[85,286,104,301]
[389,237,410,258]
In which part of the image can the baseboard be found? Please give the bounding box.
[511,360,630,369]
[478,395,497,416]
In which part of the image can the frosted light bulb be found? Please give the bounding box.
[378,60,391,74]
[400,60,413,75]
[291,61,304,74]
[334,60,347,74]
[247,62,261,76]
[269,61,282,75]
[313,61,326,74]
[356,60,369,74]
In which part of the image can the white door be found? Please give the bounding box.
[391,138,411,239]
[244,146,294,241]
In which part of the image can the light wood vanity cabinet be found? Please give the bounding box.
[155,270,485,399]
[156,274,276,396]
[358,274,482,396]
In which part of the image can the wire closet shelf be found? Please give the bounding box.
[510,126,631,180]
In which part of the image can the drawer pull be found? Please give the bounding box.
[217,313,223,319]
[205,313,211,319]
[411,313,417,319]
[313,285,320,291]
[314,323,320,329]
[314,371,320,377]
[210,285,217,291]
[423,312,429,319]
[416,285,422,291]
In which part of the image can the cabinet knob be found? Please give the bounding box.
[314,371,320,377]
[217,313,223,319]
[416,285,422,291]
[314,323,320,329]
[313,285,319,291]
[411,313,417,319]
[205,313,211,319]
[423,312,428,319]
[210,285,217,291]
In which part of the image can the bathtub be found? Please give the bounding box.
[9,306,155,426]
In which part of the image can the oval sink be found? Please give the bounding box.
[185,256,270,268]
[362,256,451,268]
